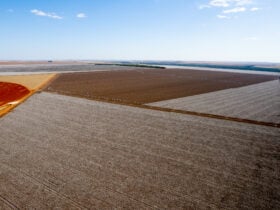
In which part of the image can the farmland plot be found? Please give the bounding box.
[0,64,151,74]
[46,69,276,104]
[0,92,279,209]
[150,80,280,124]
[0,74,56,90]
[0,74,56,117]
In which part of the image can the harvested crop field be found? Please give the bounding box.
[0,74,57,90]
[150,80,280,125]
[46,69,276,104]
[0,92,279,209]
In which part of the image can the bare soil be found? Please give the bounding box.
[46,69,276,104]
[150,80,280,126]
[0,92,279,209]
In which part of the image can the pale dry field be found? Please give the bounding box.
[0,74,56,91]
[0,74,56,117]
[150,80,280,124]
[0,92,279,209]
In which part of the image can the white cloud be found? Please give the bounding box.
[217,14,230,19]
[250,7,260,11]
[31,9,63,19]
[223,7,246,13]
[235,0,252,6]
[76,13,87,18]
[200,0,258,18]
[210,0,231,7]
[205,0,253,8]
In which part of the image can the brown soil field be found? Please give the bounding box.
[149,80,280,127]
[46,69,276,104]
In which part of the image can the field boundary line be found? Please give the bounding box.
[37,73,59,91]
[142,104,280,128]
[44,91,280,128]
[0,74,58,118]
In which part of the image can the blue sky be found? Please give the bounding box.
[0,0,279,62]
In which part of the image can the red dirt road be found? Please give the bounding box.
[0,82,30,106]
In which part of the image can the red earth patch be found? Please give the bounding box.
[0,82,30,106]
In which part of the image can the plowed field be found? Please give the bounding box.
[0,92,279,209]
[150,80,280,125]
[46,69,276,104]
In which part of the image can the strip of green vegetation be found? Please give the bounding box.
[142,62,280,73]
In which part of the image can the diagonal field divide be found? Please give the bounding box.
[45,91,280,128]
[44,69,279,128]
[142,104,280,128]
[0,74,57,117]
[85,99,280,128]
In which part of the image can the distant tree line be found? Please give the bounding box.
[140,62,280,73]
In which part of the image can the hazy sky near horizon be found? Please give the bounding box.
[1,0,279,62]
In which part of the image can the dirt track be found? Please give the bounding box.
[0,92,279,209]
[46,69,276,104]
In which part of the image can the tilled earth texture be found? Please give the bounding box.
[46,69,276,104]
[0,92,279,209]
[150,80,280,125]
